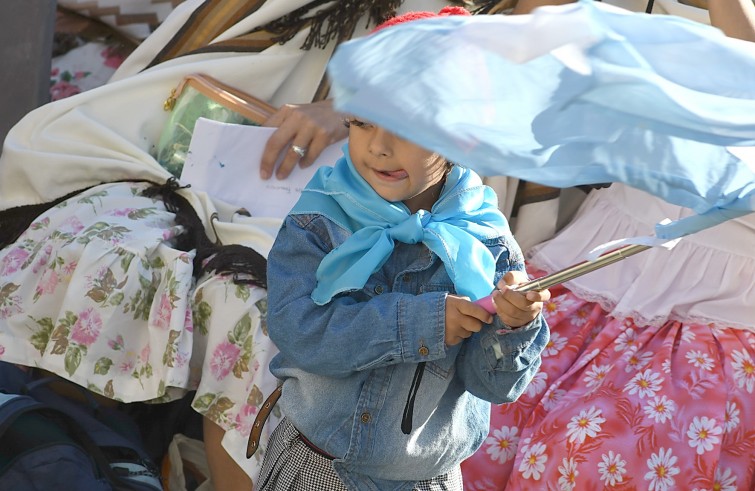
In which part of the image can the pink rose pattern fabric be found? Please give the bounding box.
[50,41,131,102]
[0,181,280,474]
[461,268,755,491]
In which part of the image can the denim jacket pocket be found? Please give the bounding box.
[411,356,458,422]
[423,341,457,380]
[425,357,455,381]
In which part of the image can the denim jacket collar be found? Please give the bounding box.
[290,148,508,304]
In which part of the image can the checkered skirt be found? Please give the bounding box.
[256,418,463,490]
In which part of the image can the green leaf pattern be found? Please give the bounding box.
[0,182,280,462]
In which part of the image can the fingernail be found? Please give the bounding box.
[260,169,270,180]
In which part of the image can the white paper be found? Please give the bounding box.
[181,118,347,218]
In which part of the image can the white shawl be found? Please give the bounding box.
[0,0,451,256]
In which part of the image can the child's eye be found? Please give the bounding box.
[344,118,374,130]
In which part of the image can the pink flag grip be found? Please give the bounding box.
[474,294,496,314]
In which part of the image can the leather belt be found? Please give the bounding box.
[298,432,336,460]
[246,385,282,458]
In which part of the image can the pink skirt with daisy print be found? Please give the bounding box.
[461,186,755,491]
[461,272,755,491]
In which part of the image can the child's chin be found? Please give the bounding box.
[371,186,408,203]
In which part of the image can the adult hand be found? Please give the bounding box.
[259,99,349,180]
[708,0,755,42]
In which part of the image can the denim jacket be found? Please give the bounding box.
[266,212,549,491]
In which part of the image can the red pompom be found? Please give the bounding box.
[372,6,471,33]
[438,6,472,17]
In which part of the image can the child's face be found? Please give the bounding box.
[346,118,447,213]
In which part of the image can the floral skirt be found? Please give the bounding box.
[461,268,755,491]
[0,181,281,479]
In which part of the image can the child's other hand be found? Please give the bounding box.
[445,295,494,346]
[491,271,551,328]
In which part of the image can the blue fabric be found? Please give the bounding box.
[327,0,755,240]
[290,147,508,304]
[0,361,161,491]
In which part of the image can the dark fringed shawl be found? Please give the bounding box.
[465,0,518,15]
[142,179,267,288]
[258,0,490,49]
[259,0,405,49]
[0,179,267,289]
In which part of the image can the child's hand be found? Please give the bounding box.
[445,295,494,346]
[490,271,551,328]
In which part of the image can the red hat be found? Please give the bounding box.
[372,6,471,33]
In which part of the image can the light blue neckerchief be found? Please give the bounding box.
[290,146,508,305]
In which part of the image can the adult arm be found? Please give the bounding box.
[511,0,575,14]
[708,0,755,41]
[511,0,755,42]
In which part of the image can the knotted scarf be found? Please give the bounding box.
[290,146,508,305]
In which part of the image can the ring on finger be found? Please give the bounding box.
[291,144,308,158]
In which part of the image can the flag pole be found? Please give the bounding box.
[474,243,652,313]
[513,243,651,292]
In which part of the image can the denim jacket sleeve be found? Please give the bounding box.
[454,235,550,404]
[267,215,453,378]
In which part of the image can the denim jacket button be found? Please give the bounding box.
[373,285,384,294]
[360,412,371,423]
[418,346,429,356]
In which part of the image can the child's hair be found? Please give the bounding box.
[342,116,454,172]
[349,6,470,178]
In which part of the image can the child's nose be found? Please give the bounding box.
[368,128,393,157]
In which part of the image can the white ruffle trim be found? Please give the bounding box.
[526,184,755,331]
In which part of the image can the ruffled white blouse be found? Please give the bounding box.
[527,184,755,331]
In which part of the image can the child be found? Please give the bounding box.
[259,13,550,483]
[261,118,549,491]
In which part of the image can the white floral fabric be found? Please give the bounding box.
[0,181,280,480]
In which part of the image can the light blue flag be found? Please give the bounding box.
[326,0,755,239]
